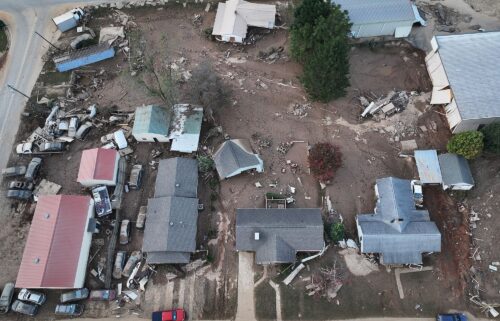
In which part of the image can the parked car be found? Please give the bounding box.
[68,117,79,138]
[113,251,126,279]
[123,251,142,278]
[55,304,84,316]
[129,164,144,190]
[1,166,27,177]
[410,179,424,208]
[152,309,186,321]
[6,189,32,200]
[25,158,42,181]
[75,122,92,140]
[0,282,15,314]
[18,288,46,305]
[60,288,89,303]
[39,142,65,152]
[16,143,33,154]
[120,220,131,245]
[436,314,468,321]
[8,181,34,190]
[11,300,38,316]
[136,206,147,229]
[89,290,116,301]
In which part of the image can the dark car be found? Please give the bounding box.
[437,313,468,321]
[1,166,27,177]
[128,164,144,190]
[55,304,84,316]
[8,181,34,190]
[39,142,65,152]
[60,288,89,303]
[152,309,186,321]
[11,300,38,316]
[6,189,32,200]
[25,157,42,181]
[0,282,15,314]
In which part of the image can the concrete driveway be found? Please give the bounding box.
[236,251,256,321]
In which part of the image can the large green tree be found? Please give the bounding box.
[480,122,500,153]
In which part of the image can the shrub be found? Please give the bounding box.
[446,131,484,159]
[308,143,342,182]
[329,222,345,243]
[480,122,500,153]
[198,155,215,173]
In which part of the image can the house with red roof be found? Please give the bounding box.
[16,195,95,289]
[77,148,120,187]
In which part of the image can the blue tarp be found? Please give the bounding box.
[54,45,115,72]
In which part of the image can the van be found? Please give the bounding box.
[0,282,15,313]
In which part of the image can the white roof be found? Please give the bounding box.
[333,0,415,24]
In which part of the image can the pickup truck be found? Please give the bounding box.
[152,309,186,321]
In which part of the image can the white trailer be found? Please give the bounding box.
[53,8,84,32]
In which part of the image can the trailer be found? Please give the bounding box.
[53,8,84,32]
[53,44,115,72]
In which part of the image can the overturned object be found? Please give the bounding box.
[54,44,115,72]
[213,139,264,179]
[99,26,125,45]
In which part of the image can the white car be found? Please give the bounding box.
[16,143,33,154]
[18,289,46,305]
[410,180,424,208]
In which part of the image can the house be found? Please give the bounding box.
[212,0,276,43]
[53,44,115,72]
[356,177,441,265]
[132,105,171,142]
[426,32,500,132]
[333,0,421,38]
[213,139,264,179]
[414,150,442,184]
[77,148,120,187]
[143,157,199,264]
[236,208,324,264]
[16,195,94,289]
[169,104,203,153]
[438,153,474,190]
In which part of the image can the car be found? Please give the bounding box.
[11,300,38,316]
[120,219,131,245]
[60,288,89,303]
[411,179,424,208]
[16,142,33,154]
[55,304,84,316]
[6,189,32,200]
[123,251,142,278]
[113,251,126,279]
[136,206,147,229]
[436,313,468,321]
[8,181,34,190]
[18,288,46,305]
[129,164,144,190]
[92,186,112,217]
[152,308,186,321]
[25,157,42,181]
[89,290,116,301]
[68,117,79,138]
[39,142,65,152]
[1,166,27,177]
[75,122,92,140]
[0,282,15,314]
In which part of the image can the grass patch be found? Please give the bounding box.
[0,24,8,52]
[255,283,277,321]
[38,71,72,85]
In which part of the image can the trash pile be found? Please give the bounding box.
[360,91,410,119]
[304,263,344,301]
[258,46,286,64]
[287,102,311,118]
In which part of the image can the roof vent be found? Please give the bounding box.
[254,232,260,240]
[175,183,180,187]
[33,257,40,264]
[169,221,174,226]
[44,213,50,219]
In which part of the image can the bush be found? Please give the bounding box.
[189,62,230,112]
[480,123,500,153]
[308,143,342,182]
[198,155,215,173]
[329,222,345,243]
[447,131,484,159]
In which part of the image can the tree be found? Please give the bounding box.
[189,62,229,112]
[329,222,345,243]
[308,142,342,182]
[480,122,500,153]
[446,131,484,159]
[198,155,215,173]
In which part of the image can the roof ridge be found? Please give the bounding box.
[40,196,62,286]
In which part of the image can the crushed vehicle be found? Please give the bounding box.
[152,309,186,321]
[136,206,147,229]
[8,181,34,190]
[120,219,131,245]
[2,166,27,177]
[0,282,15,314]
[25,158,42,181]
[18,288,46,305]
[89,290,116,301]
[6,189,32,200]
[11,300,38,316]
[129,164,143,190]
[68,117,79,138]
[75,122,93,140]
[411,179,424,208]
[60,288,89,303]
[123,251,142,278]
[39,142,65,153]
[113,251,126,279]
[55,304,84,317]
[92,186,112,217]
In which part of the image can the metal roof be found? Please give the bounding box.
[213,139,263,179]
[77,148,119,184]
[132,105,171,136]
[414,150,443,184]
[154,158,198,198]
[169,104,203,153]
[333,0,415,24]
[236,208,324,264]
[438,153,474,186]
[435,32,500,120]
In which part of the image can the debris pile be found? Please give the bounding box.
[305,262,344,301]
[360,91,410,119]
[258,46,286,64]
[287,102,311,118]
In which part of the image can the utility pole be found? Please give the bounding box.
[7,84,30,99]
[34,31,60,51]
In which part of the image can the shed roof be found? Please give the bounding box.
[154,158,198,198]
[434,32,500,120]
[438,153,474,186]
[414,150,443,184]
[77,148,119,183]
[333,0,415,24]
[169,104,203,153]
[236,208,324,264]
[16,195,93,288]
[213,139,263,179]
[132,105,171,136]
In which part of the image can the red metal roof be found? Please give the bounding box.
[16,195,93,289]
[77,148,118,183]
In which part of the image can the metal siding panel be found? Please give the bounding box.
[56,47,115,72]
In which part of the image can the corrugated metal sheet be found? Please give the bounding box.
[334,0,415,24]
[54,44,115,72]
[438,153,474,187]
[414,150,443,184]
[77,148,119,184]
[16,195,93,288]
[132,105,171,137]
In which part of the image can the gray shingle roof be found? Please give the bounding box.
[357,177,441,264]
[435,32,500,120]
[236,208,324,264]
[146,251,191,264]
[154,158,198,198]
[333,0,415,24]
[213,139,263,179]
[438,153,474,187]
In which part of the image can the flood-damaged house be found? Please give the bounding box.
[426,32,500,132]
[132,105,171,143]
[142,158,199,264]
[16,195,95,289]
[169,104,203,153]
[54,43,115,72]
[356,177,441,265]
[212,0,276,43]
[236,208,324,264]
[213,139,264,179]
[77,148,120,187]
[333,0,425,38]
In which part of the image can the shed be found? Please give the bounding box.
[154,158,198,198]
[426,32,500,132]
[356,177,441,265]
[414,150,443,184]
[236,208,324,264]
[213,139,264,179]
[438,153,474,190]
[333,0,419,38]
[169,104,203,153]
[16,195,94,289]
[132,105,171,142]
[77,148,120,187]
[212,0,276,43]
[53,44,115,72]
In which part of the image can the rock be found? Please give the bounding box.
[469,24,481,30]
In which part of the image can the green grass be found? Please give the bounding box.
[255,282,277,321]
[0,25,8,52]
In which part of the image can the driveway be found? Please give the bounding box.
[236,251,256,321]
